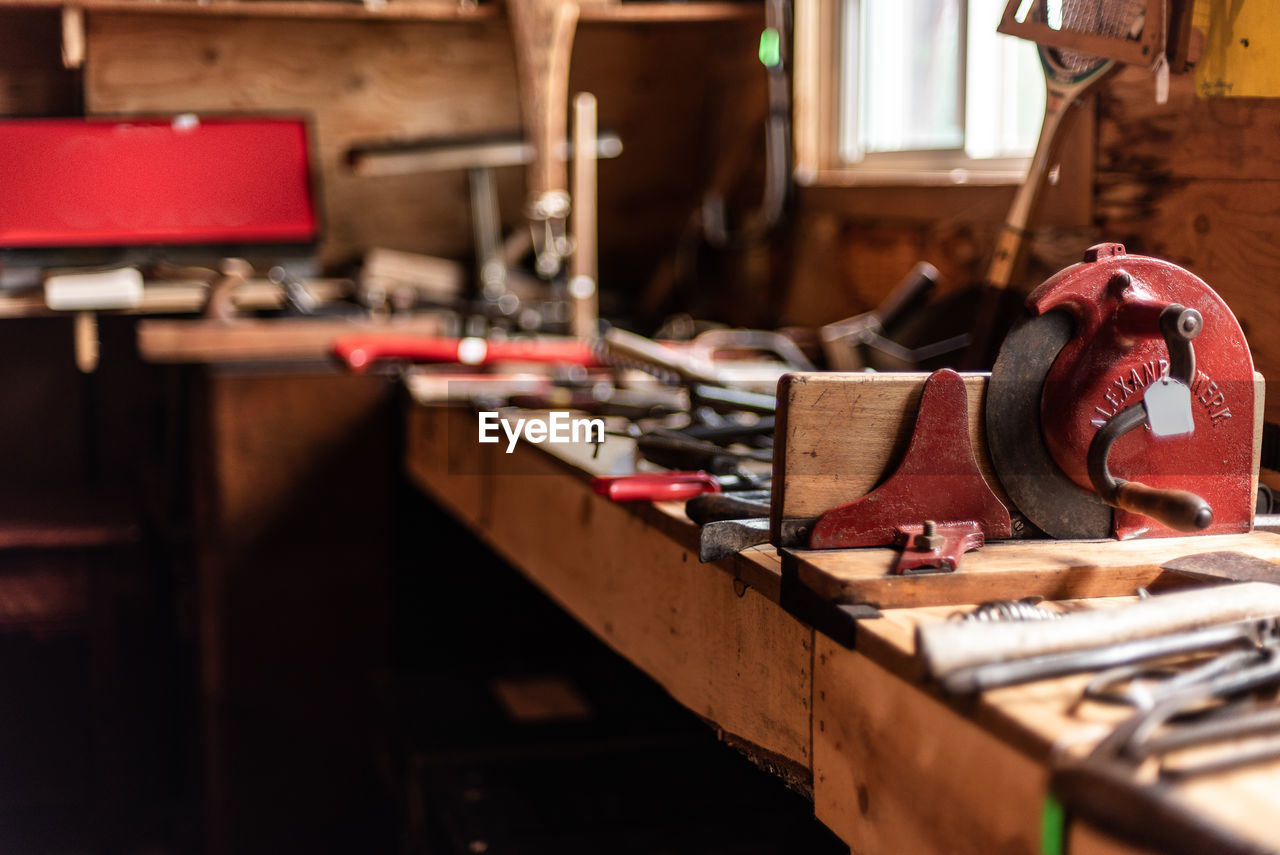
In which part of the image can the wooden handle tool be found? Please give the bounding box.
[569,90,599,337]
[506,0,579,223]
[917,582,1280,679]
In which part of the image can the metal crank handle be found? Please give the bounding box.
[1087,303,1212,532]
[1088,404,1213,531]
[1112,301,1201,385]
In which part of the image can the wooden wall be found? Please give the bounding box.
[780,108,1096,328]
[0,9,79,116]
[781,65,1280,434]
[9,6,1276,392]
[81,10,766,293]
[1096,66,1280,428]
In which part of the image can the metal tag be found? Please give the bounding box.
[1144,378,1195,437]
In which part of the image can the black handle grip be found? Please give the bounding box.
[876,261,939,332]
[1114,482,1213,532]
[685,490,772,525]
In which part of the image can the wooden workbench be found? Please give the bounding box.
[404,401,1280,855]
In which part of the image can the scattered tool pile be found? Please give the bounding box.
[374,238,1280,854]
[920,580,1280,855]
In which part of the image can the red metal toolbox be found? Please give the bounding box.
[0,116,317,248]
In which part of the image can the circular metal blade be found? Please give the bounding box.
[986,310,1112,539]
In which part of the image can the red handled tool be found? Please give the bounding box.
[590,471,724,503]
[334,335,602,372]
[591,470,766,503]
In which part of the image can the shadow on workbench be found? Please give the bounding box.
[391,486,846,855]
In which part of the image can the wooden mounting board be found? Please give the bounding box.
[770,372,1000,537]
[785,530,1280,610]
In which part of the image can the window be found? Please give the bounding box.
[795,0,1047,184]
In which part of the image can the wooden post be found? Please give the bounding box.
[569,91,598,337]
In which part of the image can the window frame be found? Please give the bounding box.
[793,0,1038,188]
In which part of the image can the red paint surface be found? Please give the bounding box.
[1030,245,1256,539]
[891,521,986,574]
[334,336,602,372]
[0,117,316,247]
[590,472,721,502]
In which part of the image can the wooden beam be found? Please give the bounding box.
[813,638,1050,855]
[0,0,759,21]
[0,279,352,319]
[137,316,446,364]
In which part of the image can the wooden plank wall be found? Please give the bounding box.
[81,12,765,289]
[0,9,80,116]
[1095,66,1280,430]
[780,106,1097,327]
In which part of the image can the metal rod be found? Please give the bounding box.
[939,621,1262,695]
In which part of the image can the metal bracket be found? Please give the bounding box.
[891,520,985,575]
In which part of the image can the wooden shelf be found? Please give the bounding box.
[137,314,447,363]
[0,0,491,20]
[0,0,760,23]
[0,278,352,319]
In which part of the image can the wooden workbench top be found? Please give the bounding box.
[403,399,1280,855]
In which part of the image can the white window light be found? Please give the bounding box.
[837,0,1046,180]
